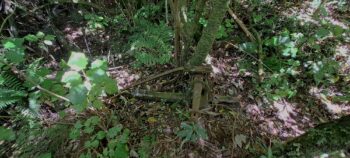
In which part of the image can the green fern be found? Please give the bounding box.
[130,19,173,66]
[0,72,26,110]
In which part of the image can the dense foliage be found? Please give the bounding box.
[0,0,349,157]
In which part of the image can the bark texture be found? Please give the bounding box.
[188,0,229,66]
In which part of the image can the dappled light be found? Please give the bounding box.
[0,0,349,157]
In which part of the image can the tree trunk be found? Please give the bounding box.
[187,0,229,66]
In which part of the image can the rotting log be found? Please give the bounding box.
[131,89,188,102]
[126,89,240,105]
[191,75,204,118]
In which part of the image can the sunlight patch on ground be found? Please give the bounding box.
[108,66,140,89]
[64,27,83,41]
[282,1,349,29]
[309,87,350,115]
[335,45,350,75]
[245,100,313,139]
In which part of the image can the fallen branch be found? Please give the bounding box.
[131,90,188,102]
[109,66,212,100]
[228,8,256,42]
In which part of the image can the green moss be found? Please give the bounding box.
[188,0,229,66]
[275,116,350,157]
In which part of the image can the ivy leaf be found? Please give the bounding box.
[0,126,15,141]
[67,52,88,71]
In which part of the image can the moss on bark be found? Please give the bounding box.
[187,0,229,66]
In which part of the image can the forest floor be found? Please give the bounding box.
[51,1,350,157]
[1,0,349,157]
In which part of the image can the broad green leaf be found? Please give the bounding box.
[44,35,56,41]
[69,129,80,139]
[84,140,99,148]
[67,52,88,71]
[88,116,100,125]
[38,153,52,158]
[2,38,25,63]
[36,31,45,38]
[331,25,344,37]
[107,125,123,138]
[104,78,118,94]
[96,131,106,140]
[91,59,108,70]
[84,127,95,134]
[74,121,83,129]
[24,34,39,42]
[282,48,291,56]
[87,68,108,83]
[290,47,298,58]
[61,71,82,86]
[43,40,53,46]
[239,42,257,53]
[67,84,88,106]
[93,99,104,109]
[315,28,330,39]
[194,124,208,140]
[0,126,15,141]
[234,134,247,148]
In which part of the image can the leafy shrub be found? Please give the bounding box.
[69,115,130,158]
[238,6,348,101]
[176,122,208,147]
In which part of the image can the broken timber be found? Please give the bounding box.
[111,65,239,118]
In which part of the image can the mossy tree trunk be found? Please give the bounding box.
[187,0,229,66]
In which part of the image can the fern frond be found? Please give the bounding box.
[0,88,27,110]
[0,72,26,110]
[130,19,173,66]
[1,73,24,91]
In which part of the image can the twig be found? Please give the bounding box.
[228,8,256,42]
[165,0,169,24]
[0,10,15,35]
[22,0,107,17]
[82,28,91,57]
[108,66,185,100]
[225,42,274,73]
